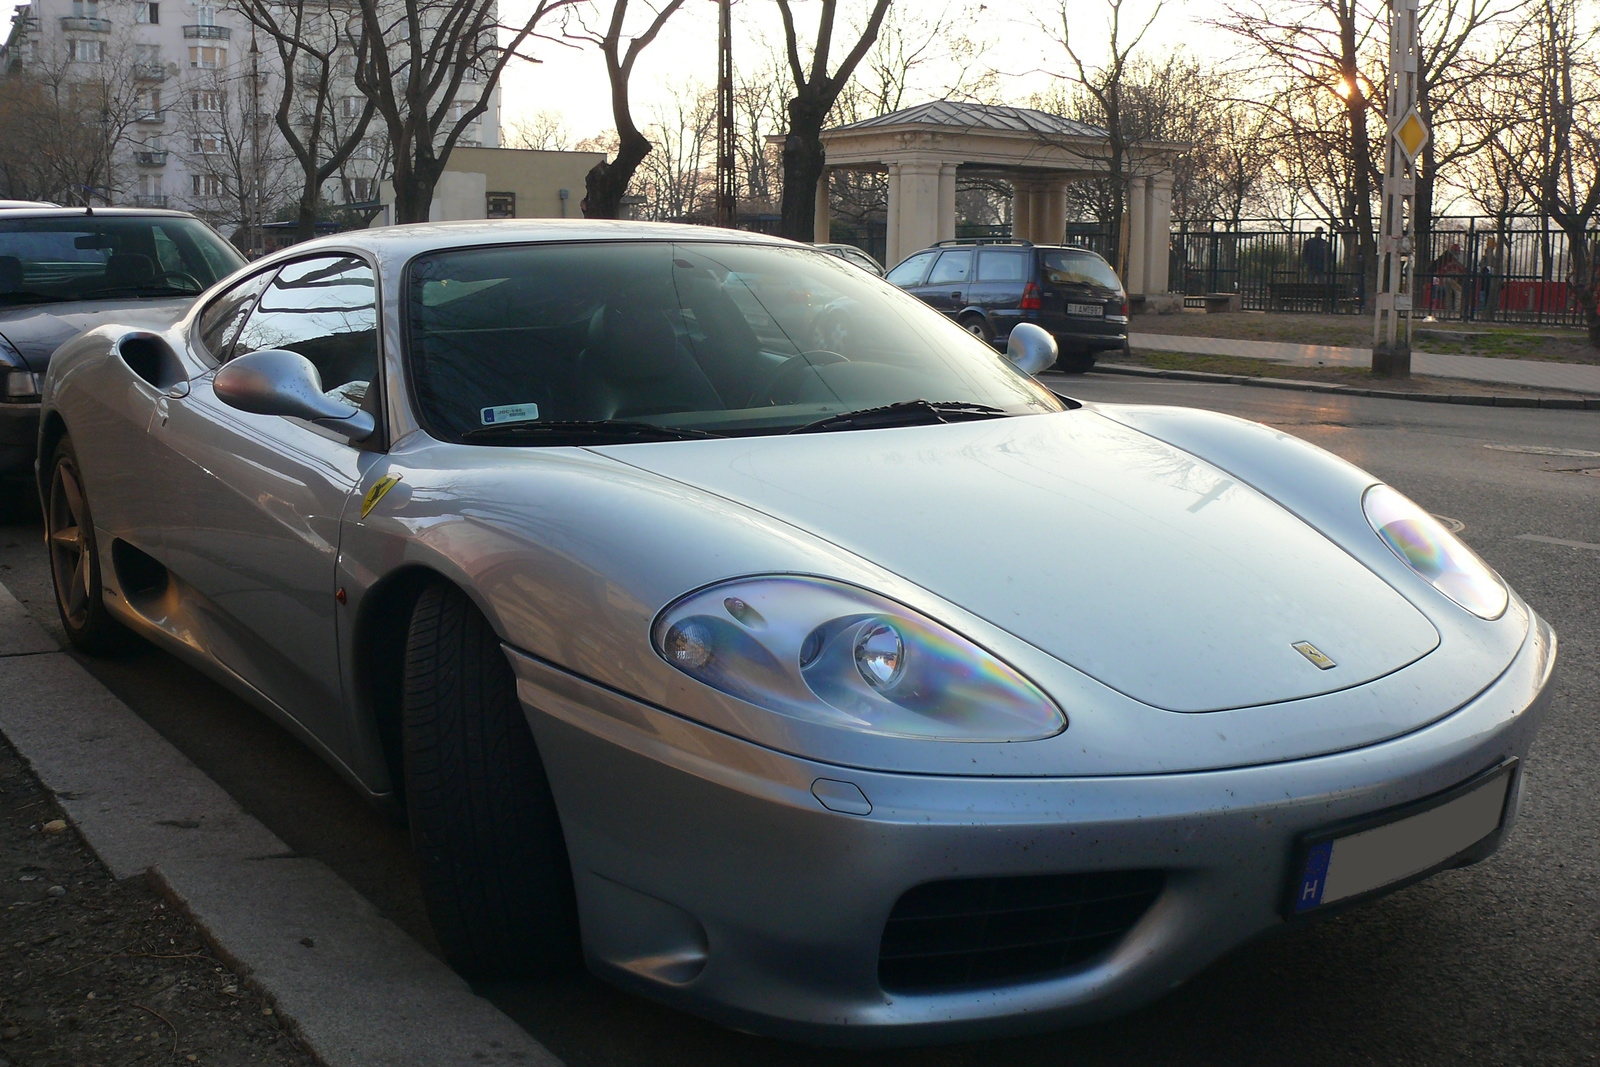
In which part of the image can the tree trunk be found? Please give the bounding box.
[391,146,442,224]
[778,94,829,242]
[582,129,651,219]
[295,175,320,243]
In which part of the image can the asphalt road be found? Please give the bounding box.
[3,376,1597,1066]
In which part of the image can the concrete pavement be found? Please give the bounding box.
[1129,331,1600,394]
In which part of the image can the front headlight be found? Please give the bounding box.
[1363,484,1507,619]
[653,576,1065,741]
[0,334,39,403]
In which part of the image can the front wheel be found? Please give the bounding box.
[959,313,995,346]
[45,437,129,655]
[402,580,579,978]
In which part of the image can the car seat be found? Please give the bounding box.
[0,255,22,293]
[103,253,155,288]
[577,304,723,420]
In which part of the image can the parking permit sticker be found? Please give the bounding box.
[482,403,539,425]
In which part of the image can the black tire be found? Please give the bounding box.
[1056,350,1098,375]
[960,313,995,346]
[45,437,130,655]
[402,580,579,979]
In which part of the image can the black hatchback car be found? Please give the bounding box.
[885,239,1128,372]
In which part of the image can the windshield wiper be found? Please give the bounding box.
[0,290,72,305]
[459,420,727,444]
[790,399,1009,435]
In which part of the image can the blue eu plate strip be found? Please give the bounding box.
[1294,841,1333,913]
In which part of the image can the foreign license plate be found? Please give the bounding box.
[1288,761,1514,916]
[1066,302,1104,317]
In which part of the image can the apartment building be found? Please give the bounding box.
[1,0,500,237]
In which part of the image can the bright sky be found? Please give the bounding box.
[499,0,1234,142]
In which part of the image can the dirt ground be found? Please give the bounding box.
[0,736,317,1067]
[1130,309,1598,363]
[1105,348,1596,400]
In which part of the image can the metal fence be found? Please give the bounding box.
[1169,219,1599,327]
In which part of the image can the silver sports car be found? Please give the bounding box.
[38,221,1553,1045]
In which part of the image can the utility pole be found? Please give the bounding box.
[1372,0,1428,377]
[249,31,263,255]
[713,0,736,228]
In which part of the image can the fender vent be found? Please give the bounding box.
[878,870,1163,993]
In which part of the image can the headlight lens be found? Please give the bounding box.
[1363,484,1507,619]
[653,576,1065,741]
[0,335,38,403]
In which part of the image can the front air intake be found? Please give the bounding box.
[878,870,1164,993]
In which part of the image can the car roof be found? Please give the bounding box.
[0,205,206,221]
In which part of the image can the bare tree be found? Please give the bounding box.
[774,0,894,241]
[353,0,580,222]
[175,64,295,235]
[566,0,690,219]
[733,47,789,211]
[234,0,378,241]
[505,108,573,150]
[636,80,715,220]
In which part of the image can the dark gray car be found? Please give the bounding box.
[0,206,245,510]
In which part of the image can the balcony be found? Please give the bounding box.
[134,150,168,165]
[182,24,230,39]
[132,195,169,208]
[135,110,165,124]
[133,63,166,81]
[60,15,112,31]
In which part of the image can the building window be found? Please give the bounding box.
[189,45,226,68]
[343,177,373,202]
[71,1,99,17]
[67,39,105,63]
[193,173,220,196]
[190,132,222,154]
[136,2,159,23]
[138,173,162,196]
[196,5,215,26]
[137,89,161,117]
[340,96,363,120]
[486,191,515,218]
[135,43,160,65]
[190,90,221,112]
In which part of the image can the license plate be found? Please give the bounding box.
[1066,303,1104,317]
[1288,762,1514,916]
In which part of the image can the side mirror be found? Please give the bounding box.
[214,348,374,441]
[1005,323,1058,376]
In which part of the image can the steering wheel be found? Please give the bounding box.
[150,270,205,292]
[750,350,849,406]
[807,303,854,351]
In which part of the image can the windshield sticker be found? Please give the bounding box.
[481,403,539,426]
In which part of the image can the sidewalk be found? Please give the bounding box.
[1129,332,1600,395]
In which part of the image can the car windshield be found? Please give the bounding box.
[0,215,245,305]
[1041,250,1123,290]
[406,241,1064,442]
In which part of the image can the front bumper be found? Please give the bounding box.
[0,401,40,481]
[509,611,1554,1046]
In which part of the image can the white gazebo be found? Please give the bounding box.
[817,101,1183,298]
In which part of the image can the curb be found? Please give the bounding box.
[0,582,563,1067]
[1081,362,1600,410]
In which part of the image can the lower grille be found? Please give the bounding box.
[878,870,1164,993]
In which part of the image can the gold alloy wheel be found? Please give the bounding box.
[47,453,92,630]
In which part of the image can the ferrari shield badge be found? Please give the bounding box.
[361,473,403,519]
[1292,641,1337,670]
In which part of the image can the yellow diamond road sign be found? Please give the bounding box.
[1393,110,1429,161]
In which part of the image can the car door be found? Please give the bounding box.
[884,250,937,294]
[911,249,974,317]
[150,254,381,749]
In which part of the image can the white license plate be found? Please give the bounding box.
[1290,764,1513,915]
[1066,303,1104,317]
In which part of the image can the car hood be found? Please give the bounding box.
[599,409,1440,713]
[0,298,191,371]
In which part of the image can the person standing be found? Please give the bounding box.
[1300,226,1330,283]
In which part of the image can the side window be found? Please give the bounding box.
[197,269,275,361]
[232,255,377,407]
[976,250,1027,282]
[927,250,973,286]
[884,250,937,286]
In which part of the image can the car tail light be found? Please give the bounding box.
[1121,301,1129,316]
[1020,283,1042,311]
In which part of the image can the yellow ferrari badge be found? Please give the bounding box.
[361,474,403,519]
[1292,641,1337,670]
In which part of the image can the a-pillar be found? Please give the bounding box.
[814,170,831,244]
[1125,176,1148,295]
[937,162,958,243]
[1143,174,1173,295]
[892,161,942,265]
[885,163,902,266]
[1011,180,1032,242]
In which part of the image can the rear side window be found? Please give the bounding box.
[885,249,937,286]
[927,250,972,285]
[197,269,274,361]
[976,250,1028,282]
[231,255,378,407]
[1042,251,1123,290]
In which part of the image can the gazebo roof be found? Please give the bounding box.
[829,100,1108,140]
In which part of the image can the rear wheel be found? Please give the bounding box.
[1056,350,1098,375]
[402,580,579,978]
[45,437,129,655]
[959,313,995,346]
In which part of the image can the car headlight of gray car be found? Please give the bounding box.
[1363,483,1507,620]
[653,576,1065,741]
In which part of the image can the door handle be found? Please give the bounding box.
[951,290,962,298]
[154,396,169,426]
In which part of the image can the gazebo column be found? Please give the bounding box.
[1011,180,1032,241]
[814,170,831,244]
[937,162,958,243]
[1028,187,1048,243]
[1125,176,1148,295]
[1144,174,1173,294]
[895,161,942,262]
[1043,185,1067,245]
[885,163,902,266]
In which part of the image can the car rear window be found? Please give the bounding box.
[1041,251,1122,290]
